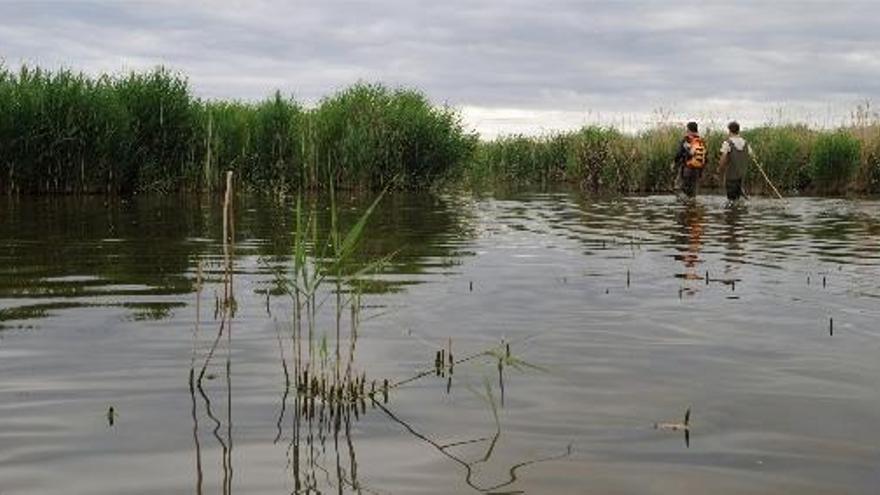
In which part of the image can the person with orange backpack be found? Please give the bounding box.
[672,121,707,199]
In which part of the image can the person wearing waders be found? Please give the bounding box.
[718,121,750,202]
[673,122,707,199]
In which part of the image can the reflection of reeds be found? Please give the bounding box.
[189,172,237,495]
[376,379,572,493]
[183,179,568,492]
[280,336,566,492]
[188,260,204,494]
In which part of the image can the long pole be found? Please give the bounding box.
[749,151,784,200]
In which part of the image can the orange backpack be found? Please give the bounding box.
[685,135,707,169]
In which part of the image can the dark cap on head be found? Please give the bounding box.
[686,122,698,133]
[728,121,740,134]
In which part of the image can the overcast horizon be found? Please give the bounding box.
[2,0,878,137]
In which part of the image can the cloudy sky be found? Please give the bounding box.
[1,0,878,137]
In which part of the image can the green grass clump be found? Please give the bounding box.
[470,134,568,185]
[0,65,198,194]
[308,83,476,190]
[809,130,861,194]
[851,126,880,194]
[744,125,813,194]
[198,93,304,194]
[633,126,680,193]
[114,68,198,193]
[471,127,638,193]
[566,126,634,193]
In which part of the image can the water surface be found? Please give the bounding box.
[1,193,879,494]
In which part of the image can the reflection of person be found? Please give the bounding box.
[673,122,707,199]
[674,203,705,283]
[718,121,750,202]
[722,205,746,266]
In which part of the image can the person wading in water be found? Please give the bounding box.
[717,121,750,203]
[673,122,707,199]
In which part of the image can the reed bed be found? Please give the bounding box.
[0,65,476,194]
[469,122,880,195]
[3,64,879,195]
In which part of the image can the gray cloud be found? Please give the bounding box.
[1,0,878,136]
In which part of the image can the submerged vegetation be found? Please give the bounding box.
[2,64,879,195]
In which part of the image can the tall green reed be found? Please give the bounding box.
[307,83,477,190]
[0,66,473,194]
[5,63,880,196]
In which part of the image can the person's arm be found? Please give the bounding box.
[718,152,729,174]
[717,140,730,175]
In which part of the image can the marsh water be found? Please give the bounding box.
[1,192,879,494]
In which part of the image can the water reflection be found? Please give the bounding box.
[377,399,571,494]
[3,193,880,494]
[673,203,706,290]
[0,194,475,328]
[181,191,567,493]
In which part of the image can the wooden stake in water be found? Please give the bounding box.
[829,317,834,336]
[626,269,630,288]
[447,338,453,373]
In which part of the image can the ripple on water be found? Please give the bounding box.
[1,193,880,493]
